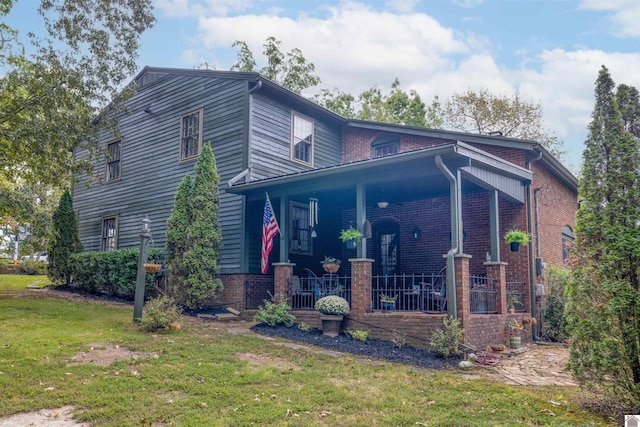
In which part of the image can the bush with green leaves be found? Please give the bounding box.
[47,191,82,285]
[18,260,48,275]
[347,329,369,342]
[141,296,182,332]
[314,295,350,316]
[429,316,464,358]
[69,248,163,298]
[254,293,295,327]
[541,265,569,342]
[297,322,312,332]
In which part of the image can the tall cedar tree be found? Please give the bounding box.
[566,66,640,409]
[47,191,82,284]
[166,175,192,301]
[166,144,223,309]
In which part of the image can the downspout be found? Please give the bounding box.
[435,155,458,319]
[526,148,543,340]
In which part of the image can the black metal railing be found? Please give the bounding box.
[288,274,351,310]
[470,275,498,314]
[371,272,447,313]
[506,281,527,312]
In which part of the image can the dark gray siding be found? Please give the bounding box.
[249,92,342,180]
[73,74,249,274]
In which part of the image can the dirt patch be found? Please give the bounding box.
[68,343,158,367]
[0,406,86,427]
[235,352,298,370]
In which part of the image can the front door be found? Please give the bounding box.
[373,220,400,276]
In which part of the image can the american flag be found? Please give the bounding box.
[261,193,280,274]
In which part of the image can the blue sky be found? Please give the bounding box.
[7,0,640,173]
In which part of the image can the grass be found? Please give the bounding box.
[0,275,612,426]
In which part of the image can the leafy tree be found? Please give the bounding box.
[166,174,192,301]
[442,89,563,158]
[617,84,640,139]
[0,0,155,200]
[47,191,82,285]
[565,66,640,410]
[231,37,320,94]
[166,144,223,310]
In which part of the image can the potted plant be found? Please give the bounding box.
[315,295,350,337]
[380,294,397,311]
[504,229,530,252]
[508,319,524,349]
[340,226,363,249]
[321,256,341,274]
[507,294,523,314]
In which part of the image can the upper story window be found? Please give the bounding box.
[562,225,574,266]
[371,136,400,158]
[101,216,118,251]
[290,201,312,255]
[106,140,121,181]
[180,109,203,161]
[291,112,314,165]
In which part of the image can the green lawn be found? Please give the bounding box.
[0,275,611,426]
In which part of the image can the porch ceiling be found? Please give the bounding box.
[227,142,532,204]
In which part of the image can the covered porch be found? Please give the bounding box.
[228,142,534,349]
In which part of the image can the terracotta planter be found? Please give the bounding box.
[320,314,344,337]
[143,263,161,273]
[322,263,340,274]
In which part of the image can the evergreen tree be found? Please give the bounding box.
[166,144,223,310]
[566,66,640,409]
[47,191,82,284]
[166,175,192,300]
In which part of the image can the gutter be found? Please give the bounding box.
[526,148,543,340]
[435,155,458,319]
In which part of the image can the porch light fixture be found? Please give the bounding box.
[377,199,389,209]
[142,215,151,233]
[412,227,421,240]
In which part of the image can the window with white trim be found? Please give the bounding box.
[106,140,121,181]
[289,201,312,255]
[180,109,203,160]
[291,112,314,165]
[101,216,118,251]
[371,136,400,158]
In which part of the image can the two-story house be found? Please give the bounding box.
[73,67,577,350]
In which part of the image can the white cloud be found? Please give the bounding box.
[580,0,640,37]
[385,0,418,13]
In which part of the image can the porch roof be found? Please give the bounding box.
[227,142,532,204]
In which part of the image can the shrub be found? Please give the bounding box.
[314,295,350,316]
[48,191,82,285]
[429,316,464,358]
[542,265,570,342]
[391,331,406,349]
[254,293,295,327]
[18,259,48,275]
[142,296,182,332]
[0,258,10,270]
[297,322,312,332]
[347,329,369,342]
[69,248,163,298]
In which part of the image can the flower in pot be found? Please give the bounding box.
[507,294,523,313]
[340,226,363,249]
[315,295,350,337]
[504,229,530,252]
[321,256,341,274]
[508,319,524,349]
[380,294,397,311]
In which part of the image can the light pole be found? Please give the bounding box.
[133,216,152,324]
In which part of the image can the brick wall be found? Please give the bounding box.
[466,313,533,350]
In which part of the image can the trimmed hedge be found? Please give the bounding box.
[69,248,163,299]
[18,260,48,275]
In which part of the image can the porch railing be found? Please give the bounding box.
[506,281,527,313]
[371,273,447,313]
[288,275,351,310]
[470,275,498,314]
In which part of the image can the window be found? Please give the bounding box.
[180,109,203,160]
[106,140,121,181]
[291,113,314,165]
[373,220,400,276]
[372,136,400,158]
[289,202,311,255]
[101,216,118,251]
[562,225,574,265]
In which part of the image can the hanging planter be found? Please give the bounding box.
[340,226,362,250]
[143,263,161,274]
[504,229,530,252]
[321,256,341,273]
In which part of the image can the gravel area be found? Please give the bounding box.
[251,323,461,369]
